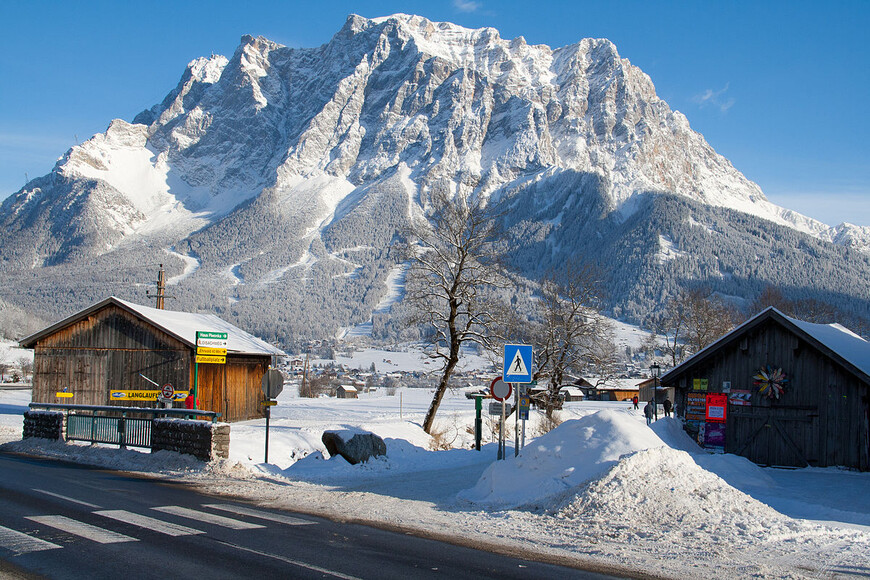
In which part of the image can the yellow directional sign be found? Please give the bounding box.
[110,390,160,401]
[196,355,226,365]
[109,390,189,401]
[55,392,74,398]
[261,400,277,406]
[197,346,227,356]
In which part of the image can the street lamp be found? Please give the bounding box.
[650,363,661,422]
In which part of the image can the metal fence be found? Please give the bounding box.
[29,403,220,449]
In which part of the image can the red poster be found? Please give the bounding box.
[706,393,728,423]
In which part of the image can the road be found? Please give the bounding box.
[0,452,620,579]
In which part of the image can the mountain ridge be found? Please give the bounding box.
[1,13,868,341]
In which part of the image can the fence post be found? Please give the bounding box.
[118,411,127,450]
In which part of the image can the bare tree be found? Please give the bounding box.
[684,288,739,354]
[17,356,33,382]
[529,262,613,417]
[656,287,738,365]
[792,298,839,324]
[749,284,793,316]
[654,298,689,367]
[403,190,506,434]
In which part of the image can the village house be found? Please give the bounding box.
[661,307,870,471]
[20,296,285,422]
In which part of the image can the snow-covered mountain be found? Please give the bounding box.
[2,14,869,340]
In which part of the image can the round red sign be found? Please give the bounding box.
[160,383,175,400]
[490,377,512,401]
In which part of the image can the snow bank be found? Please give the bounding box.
[554,446,794,539]
[459,410,664,508]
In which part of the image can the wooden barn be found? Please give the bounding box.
[20,296,285,422]
[574,378,642,401]
[661,307,870,471]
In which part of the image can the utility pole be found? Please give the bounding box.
[146,264,169,309]
[300,353,310,397]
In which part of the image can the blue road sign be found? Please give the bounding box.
[503,344,533,383]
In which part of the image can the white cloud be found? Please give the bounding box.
[452,0,482,13]
[692,83,735,113]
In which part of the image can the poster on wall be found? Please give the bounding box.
[686,392,707,422]
[692,378,709,391]
[702,422,726,453]
[729,390,752,406]
[706,393,728,423]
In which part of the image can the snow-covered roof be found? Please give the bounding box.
[662,307,870,383]
[584,378,644,391]
[787,315,870,378]
[20,296,284,357]
[339,385,358,392]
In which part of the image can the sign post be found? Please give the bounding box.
[490,377,512,460]
[157,383,175,409]
[502,344,533,458]
[194,331,228,410]
[261,368,284,463]
[517,383,531,455]
[503,344,533,384]
[473,394,483,451]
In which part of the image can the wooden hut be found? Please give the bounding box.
[661,307,870,471]
[19,296,285,422]
[637,377,675,406]
[336,385,358,399]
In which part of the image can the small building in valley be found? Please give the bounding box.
[661,307,870,471]
[336,385,358,399]
[20,297,285,422]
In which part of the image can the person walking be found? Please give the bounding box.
[632,395,639,410]
[663,398,672,417]
[643,401,653,425]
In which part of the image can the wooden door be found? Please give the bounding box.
[195,363,226,415]
[729,405,818,467]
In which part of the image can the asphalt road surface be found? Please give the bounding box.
[0,452,621,579]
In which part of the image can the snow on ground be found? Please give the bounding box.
[313,344,496,374]
[2,386,869,578]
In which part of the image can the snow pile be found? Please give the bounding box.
[3,438,206,473]
[554,446,798,541]
[460,410,664,508]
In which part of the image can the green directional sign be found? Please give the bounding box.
[197,331,227,340]
[196,330,228,349]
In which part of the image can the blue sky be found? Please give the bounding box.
[1,0,868,225]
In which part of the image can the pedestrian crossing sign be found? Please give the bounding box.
[503,344,533,383]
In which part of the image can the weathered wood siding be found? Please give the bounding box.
[190,358,267,422]
[225,357,268,422]
[668,317,870,470]
[31,302,270,422]
[32,305,189,407]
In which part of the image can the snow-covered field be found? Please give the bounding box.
[2,384,868,579]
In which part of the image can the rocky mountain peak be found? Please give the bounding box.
[2,14,868,340]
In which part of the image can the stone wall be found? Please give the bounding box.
[151,418,230,461]
[23,410,64,440]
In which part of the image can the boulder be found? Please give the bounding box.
[321,430,386,465]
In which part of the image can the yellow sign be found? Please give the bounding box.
[196,355,226,364]
[261,400,277,406]
[110,390,160,401]
[109,390,189,401]
[197,346,227,356]
[55,392,74,398]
